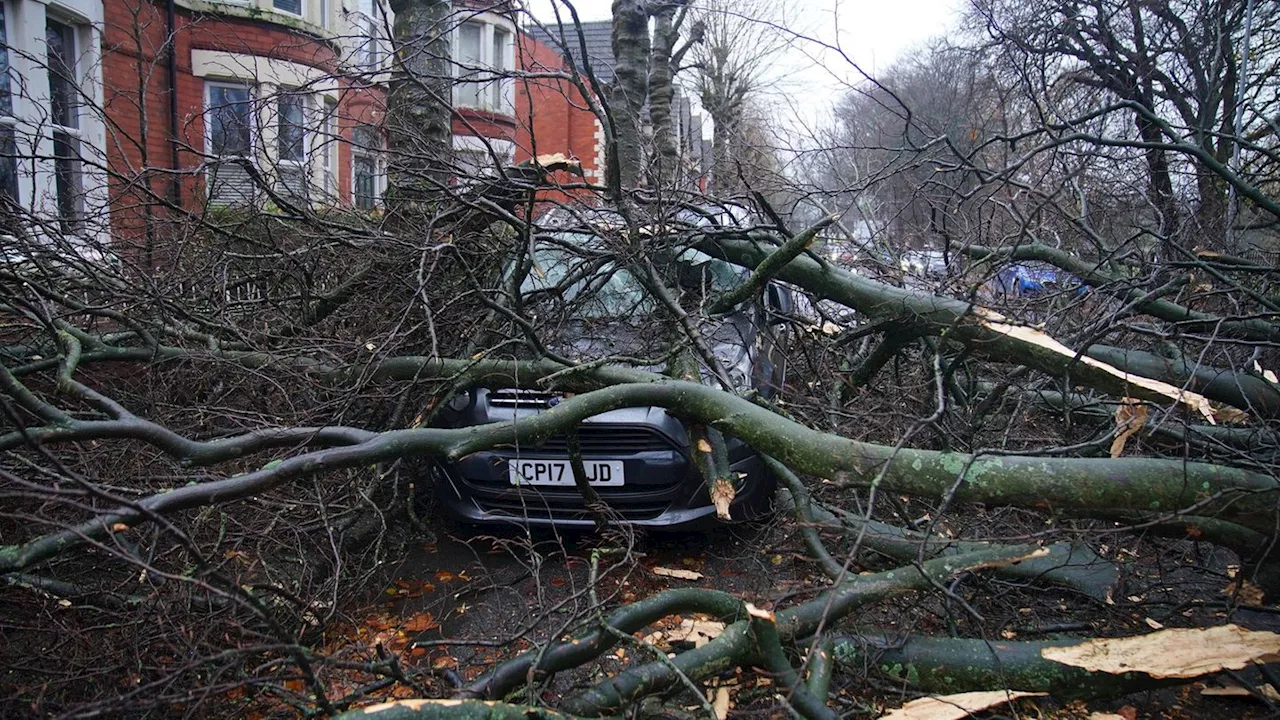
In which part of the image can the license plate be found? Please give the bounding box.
[508,459,625,487]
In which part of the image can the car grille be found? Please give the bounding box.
[488,389,557,408]
[537,427,675,454]
[454,424,685,522]
[468,487,673,522]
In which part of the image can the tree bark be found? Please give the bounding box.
[647,4,680,188]
[607,0,650,192]
[832,633,1180,699]
[386,0,453,212]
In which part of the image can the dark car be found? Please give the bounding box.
[430,207,786,529]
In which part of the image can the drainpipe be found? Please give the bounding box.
[166,0,182,208]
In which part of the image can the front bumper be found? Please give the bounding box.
[431,397,776,529]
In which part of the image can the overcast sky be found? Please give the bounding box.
[522,0,962,136]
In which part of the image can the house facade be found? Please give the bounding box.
[0,0,537,249]
[0,0,645,250]
[511,27,605,199]
[0,0,109,237]
[522,19,710,193]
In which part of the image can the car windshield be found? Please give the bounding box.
[518,232,747,320]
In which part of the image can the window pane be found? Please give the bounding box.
[46,21,77,129]
[353,154,376,209]
[53,129,81,232]
[459,24,482,65]
[274,0,301,14]
[492,29,507,72]
[0,6,12,116]
[457,23,483,107]
[359,0,380,68]
[351,125,379,151]
[277,94,306,162]
[210,85,251,157]
[0,126,17,204]
[491,29,508,109]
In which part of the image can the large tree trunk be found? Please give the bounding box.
[606,0,650,193]
[647,4,680,188]
[386,0,453,213]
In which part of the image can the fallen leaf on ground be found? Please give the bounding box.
[1224,579,1266,605]
[434,571,455,582]
[1041,624,1280,678]
[878,690,1045,720]
[1087,714,1125,720]
[1110,398,1147,458]
[653,566,704,581]
[667,617,725,649]
[402,613,439,632]
[712,686,732,720]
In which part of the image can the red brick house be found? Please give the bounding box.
[512,28,607,197]
[0,0,625,250]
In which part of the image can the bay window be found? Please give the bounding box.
[206,82,255,204]
[453,19,513,114]
[276,91,307,199]
[0,0,106,239]
[199,55,340,207]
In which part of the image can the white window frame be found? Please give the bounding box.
[0,1,20,207]
[0,0,109,242]
[205,80,256,161]
[453,134,513,184]
[204,80,258,203]
[489,26,511,111]
[275,89,308,166]
[350,125,384,210]
[273,0,303,18]
[355,0,385,72]
[452,15,514,114]
[44,14,88,234]
[318,98,337,200]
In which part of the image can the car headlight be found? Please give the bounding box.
[711,342,753,391]
[447,390,473,412]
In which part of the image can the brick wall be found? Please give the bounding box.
[101,0,385,252]
[100,0,583,252]
[514,32,603,203]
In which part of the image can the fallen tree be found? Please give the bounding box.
[5,0,1280,717]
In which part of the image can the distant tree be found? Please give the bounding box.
[690,0,790,195]
[971,0,1280,250]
